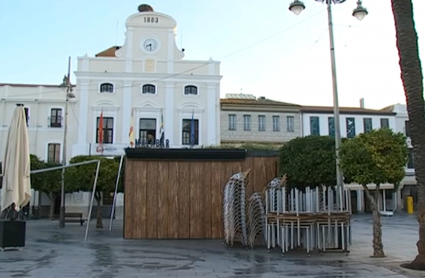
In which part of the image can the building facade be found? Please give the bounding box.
[0,83,81,217]
[0,83,77,165]
[72,4,222,157]
[220,94,302,145]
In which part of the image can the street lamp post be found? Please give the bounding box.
[289,0,368,211]
[59,56,76,228]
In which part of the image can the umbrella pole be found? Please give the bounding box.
[109,155,124,231]
[85,160,101,242]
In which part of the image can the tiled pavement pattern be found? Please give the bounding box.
[0,214,423,278]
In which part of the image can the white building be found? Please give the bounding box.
[0,83,79,165]
[72,4,222,157]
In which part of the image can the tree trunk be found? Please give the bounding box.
[95,191,103,229]
[36,190,42,219]
[363,184,385,258]
[391,0,425,270]
[49,192,55,219]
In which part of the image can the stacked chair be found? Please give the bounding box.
[265,181,352,257]
[223,172,352,257]
[246,192,267,249]
[223,169,250,249]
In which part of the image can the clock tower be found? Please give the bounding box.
[115,4,185,73]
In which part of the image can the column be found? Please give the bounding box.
[207,84,217,145]
[125,28,134,73]
[121,82,132,143]
[165,82,174,146]
[167,30,174,74]
[77,81,89,144]
[71,81,89,156]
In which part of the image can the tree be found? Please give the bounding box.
[279,136,336,189]
[340,129,407,258]
[41,162,62,219]
[29,155,62,219]
[391,0,425,270]
[65,155,120,228]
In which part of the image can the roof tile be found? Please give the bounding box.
[95,46,121,57]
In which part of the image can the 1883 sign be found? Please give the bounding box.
[144,17,159,23]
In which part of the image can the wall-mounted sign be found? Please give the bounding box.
[135,138,170,149]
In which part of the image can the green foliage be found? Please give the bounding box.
[279,136,336,188]
[340,129,408,187]
[203,143,282,151]
[113,156,125,193]
[41,162,62,193]
[65,155,121,194]
[29,154,46,191]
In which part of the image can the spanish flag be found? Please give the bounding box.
[98,112,104,144]
[129,109,135,147]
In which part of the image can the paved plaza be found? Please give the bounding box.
[0,213,424,278]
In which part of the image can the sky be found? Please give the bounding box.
[0,0,424,110]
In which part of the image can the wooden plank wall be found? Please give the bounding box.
[123,156,278,239]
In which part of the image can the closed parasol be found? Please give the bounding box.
[1,104,31,218]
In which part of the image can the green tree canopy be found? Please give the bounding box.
[65,155,121,193]
[340,128,408,187]
[29,154,45,191]
[41,161,62,193]
[279,136,336,189]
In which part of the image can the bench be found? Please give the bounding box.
[64,213,85,226]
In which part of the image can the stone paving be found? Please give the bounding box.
[0,213,424,278]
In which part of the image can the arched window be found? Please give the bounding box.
[142,84,156,94]
[100,83,114,93]
[184,85,198,95]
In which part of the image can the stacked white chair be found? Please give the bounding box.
[222,170,250,249]
[264,180,352,257]
[247,192,267,249]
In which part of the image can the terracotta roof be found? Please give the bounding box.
[300,105,395,115]
[220,98,301,107]
[0,83,75,88]
[95,46,121,57]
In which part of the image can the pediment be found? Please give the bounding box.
[91,100,120,111]
[177,102,204,113]
[137,100,161,109]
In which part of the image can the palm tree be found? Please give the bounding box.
[391,0,425,270]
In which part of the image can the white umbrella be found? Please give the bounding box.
[1,104,31,217]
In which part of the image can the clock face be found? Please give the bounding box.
[142,38,158,52]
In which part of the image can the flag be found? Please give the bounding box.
[129,109,135,147]
[97,111,104,154]
[190,110,195,147]
[159,112,165,146]
[98,112,104,144]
